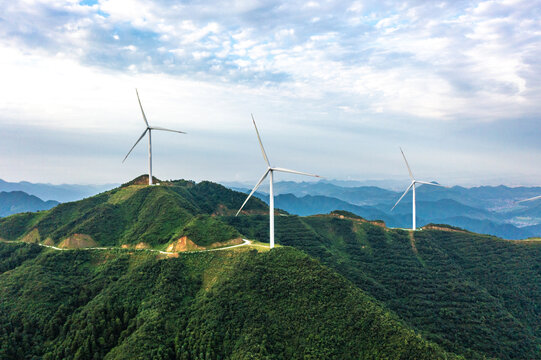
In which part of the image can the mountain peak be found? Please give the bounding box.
[0,177,268,249]
[121,174,162,187]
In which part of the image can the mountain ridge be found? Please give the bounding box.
[0,176,267,250]
[0,178,117,202]
[222,210,540,359]
[230,181,541,239]
[1,176,539,359]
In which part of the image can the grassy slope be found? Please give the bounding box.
[179,215,241,246]
[0,180,264,249]
[223,213,541,360]
[0,242,457,360]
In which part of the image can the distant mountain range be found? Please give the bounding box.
[3,177,541,239]
[222,178,409,191]
[0,178,117,202]
[228,180,541,240]
[0,191,59,217]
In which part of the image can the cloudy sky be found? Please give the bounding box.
[1,0,540,186]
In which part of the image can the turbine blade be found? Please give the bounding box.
[151,126,186,134]
[518,195,541,203]
[415,180,447,188]
[251,114,270,167]
[236,170,270,216]
[272,167,321,178]
[122,129,148,163]
[136,89,150,127]
[391,182,414,211]
[400,147,414,180]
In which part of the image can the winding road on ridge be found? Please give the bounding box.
[9,238,265,254]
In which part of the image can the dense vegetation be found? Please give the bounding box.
[0,178,265,249]
[179,215,240,246]
[223,211,541,359]
[0,243,457,359]
[1,178,539,359]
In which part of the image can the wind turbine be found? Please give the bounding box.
[122,89,186,185]
[391,147,445,230]
[236,114,321,248]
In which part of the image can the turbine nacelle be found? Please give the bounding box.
[391,148,446,230]
[390,180,446,211]
[235,166,320,217]
[236,115,321,248]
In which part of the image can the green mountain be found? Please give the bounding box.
[0,242,456,359]
[223,211,541,359]
[0,176,266,250]
[1,177,539,359]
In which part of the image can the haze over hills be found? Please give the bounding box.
[232,180,541,208]
[0,176,539,359]
[228,180,541,239]
[3,0,540,357]
[0,191,59,217]
[0,178,117,202]
[3,176,541,239]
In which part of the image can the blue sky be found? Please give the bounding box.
[0,0,540,186]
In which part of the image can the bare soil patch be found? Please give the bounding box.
[423,225,468,233]
[58,234,98,249]
[42,237,55,246]
[21,229,40,244]
[166,236,205,252]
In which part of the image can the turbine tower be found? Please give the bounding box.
[391,147,445,230]
[236,114,321,248]
[123,89,186,185]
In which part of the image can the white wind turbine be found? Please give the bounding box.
[123,89,186,185]
[391,148,445,230]
[236,114,321,248]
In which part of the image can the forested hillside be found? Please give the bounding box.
[0,242,457,359]
[224,211,541,359]
[1,177,539,359]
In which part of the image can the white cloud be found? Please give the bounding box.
[1,0,541,184]
[123,45,138,52]
[347,1,363,13]
[192,51,211,60]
